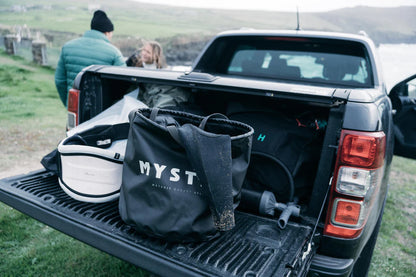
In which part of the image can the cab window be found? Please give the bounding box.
[195,36,373,88]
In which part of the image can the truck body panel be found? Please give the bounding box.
[1,30,416,276]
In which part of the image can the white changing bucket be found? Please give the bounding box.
[57,123,129,203]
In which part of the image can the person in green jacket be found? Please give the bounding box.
[55,10,126,107]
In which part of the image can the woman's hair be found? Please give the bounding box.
[146,41,167,69]
[127,40,167,69]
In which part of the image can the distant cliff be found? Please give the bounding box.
[1,2,415,66]
[310,6,416,44]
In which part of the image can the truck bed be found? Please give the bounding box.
[0,170,314,277]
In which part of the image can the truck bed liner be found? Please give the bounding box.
[0,170,314,277]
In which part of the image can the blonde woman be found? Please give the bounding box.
[127,40,167,69]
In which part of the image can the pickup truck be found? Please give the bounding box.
[1,29,416,277]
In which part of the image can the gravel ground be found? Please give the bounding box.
[0,126,65,179]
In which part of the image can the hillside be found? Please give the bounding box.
[312,6,416,44]
[1,0,415,65]
[1,1,415,42]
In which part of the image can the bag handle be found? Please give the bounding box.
[150,108,228,130]
[199,113,228,129]
[166,125,181,145]
[149,108,229,145]
[149,107,160,122]
[166,113,229,146]
[148,108,181,144]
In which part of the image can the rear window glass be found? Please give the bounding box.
[195,36,373,88]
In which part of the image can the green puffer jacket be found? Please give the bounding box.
[54,30,126,106]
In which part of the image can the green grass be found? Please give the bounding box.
[0,205,146,276]
[369,156,416,276]
[0,49,151,276]
[0,47,415,276]
[0,51,66,170]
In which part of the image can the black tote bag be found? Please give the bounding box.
[119,108,253,242]
[227,106,324,203]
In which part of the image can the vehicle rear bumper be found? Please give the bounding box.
[308,254,353,277]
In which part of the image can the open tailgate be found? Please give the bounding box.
[0,170,315,276]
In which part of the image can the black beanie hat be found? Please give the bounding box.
[91,10,114,33]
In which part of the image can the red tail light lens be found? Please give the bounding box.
[324,223,362,239]
[68,88,79,113]
[67,88,80,130]
[324,129,386,239]
[333,199,362,226]
[340,131,385,168]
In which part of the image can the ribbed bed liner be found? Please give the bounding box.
[0,170,314,277]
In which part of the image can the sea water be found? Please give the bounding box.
[378,44,416,91]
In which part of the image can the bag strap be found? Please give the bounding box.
[176,124,234,231]
[149,107,160,121]
[63,134,88,146]
[43,122,129,176]
[148,108,181,144]
[150,108,235,231]
[69,123,130,148]
[199,113,228,129]
[151,109,229,145]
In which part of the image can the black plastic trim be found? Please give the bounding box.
[309,254,354,277]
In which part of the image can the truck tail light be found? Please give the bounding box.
[324,130,385,239]
[333,199,362,225]
[340,132,385,168]
[67,88,80,130]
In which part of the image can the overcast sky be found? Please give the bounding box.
[132,0,416,12]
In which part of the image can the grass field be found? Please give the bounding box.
[0,50,152,276]
[369,159,416,276]
[0,49,415,276]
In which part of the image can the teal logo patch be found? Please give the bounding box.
[257,133,266,142]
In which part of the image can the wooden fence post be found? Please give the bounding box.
[4,34,18,55]
[31,40,48,66]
